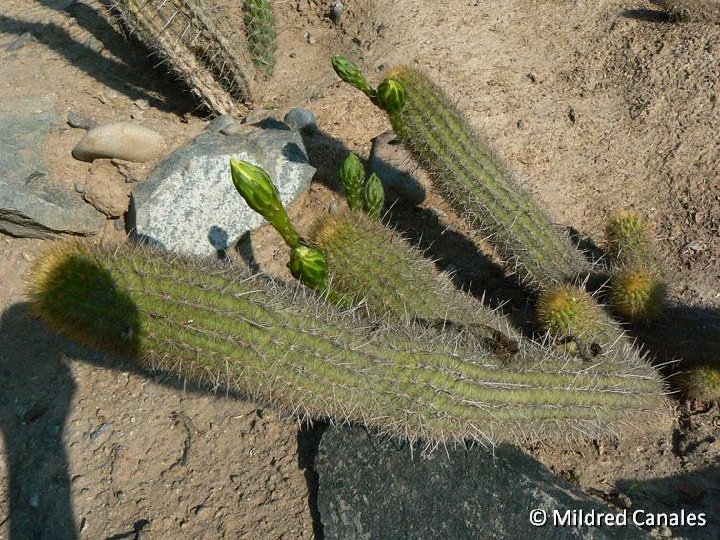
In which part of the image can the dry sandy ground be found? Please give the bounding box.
[0,0,718,538]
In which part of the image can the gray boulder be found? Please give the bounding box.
[0,96,103,237]
[317,427,648,539]
[128,122,315,256]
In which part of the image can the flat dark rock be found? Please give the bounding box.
[0,96,102,237]
[317,427,648,539]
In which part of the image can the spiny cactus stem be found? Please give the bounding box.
[27,243,669,444]
[377,68,590,289]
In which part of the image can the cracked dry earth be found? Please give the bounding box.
[0,0,719,538]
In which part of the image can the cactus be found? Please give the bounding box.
[110,0,255,113]
[604,211,666,322]
[362,173,385,219]
[333,58,634,353]
[332,58,591,290]
[674,364,720,402]
[26,241,670,445]
[243,0,277,75]
[310,209,521,356]
[338,153,365,212]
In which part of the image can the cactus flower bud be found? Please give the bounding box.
[377,79,406,114]
[288,245,329,291]
[362,173,385,220]
[230,158,300,248]
[339,153,366,211]
[331,55,377,102]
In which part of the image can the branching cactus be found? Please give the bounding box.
[110,0,256,112]
[331,57,631,353]
[26,241,670,446]
[231,158,518,353]
[243,0,277,75]
[604,211,667,322]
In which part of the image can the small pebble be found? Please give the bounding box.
[67,111,99,130]
[72,122,166,162]
[29,494,39,508]
[289,52,297,58]
[83,35,104,53]
[305,32,316,44]
[206,113,238,133]
[74,182,86,194]
[617,493,632,509]
[5,32,35,52]
[133,99,149,110]
[516,119,525,129]
[330,2,345,22]
[90,422,112,441]
[283,107,317,132]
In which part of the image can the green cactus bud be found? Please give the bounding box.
[230,158,301,248]
[377,79,406,114]
[331,55,377,102]
[362,173,385,220]
[288,245,329,291]
[339,153,366,211]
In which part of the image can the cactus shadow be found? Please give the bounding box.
[620,8,671,23]
[0,1,196,114]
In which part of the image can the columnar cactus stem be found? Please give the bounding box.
[26,242,670,445]
[111,0,255,113]
[310,209,521,356]
[243,0,277,75]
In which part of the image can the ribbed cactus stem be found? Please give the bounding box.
[26,242,669,445]
[373,67,591,290]
[310,209,521,355]
[111,0,255,113]
[243,0,277,75]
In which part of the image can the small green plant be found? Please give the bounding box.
[243,0,277,75]
[26,241,670,445]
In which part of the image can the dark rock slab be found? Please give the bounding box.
[0,96,103,237]
[317,427,648,539]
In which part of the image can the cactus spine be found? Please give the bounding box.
[243,0,277,75]
[27,242,669,444]
[110,0,255,113]
[605,211,666,322]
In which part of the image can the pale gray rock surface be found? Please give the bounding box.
[317,427,648,539]
[0,96,103,237]
[128,122,315,256]
[72,122,166,163]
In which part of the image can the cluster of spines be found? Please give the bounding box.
[26,241,670,446]
[111,0,255,113]
[243,0,277,76]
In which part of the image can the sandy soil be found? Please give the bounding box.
[0,0,718,538]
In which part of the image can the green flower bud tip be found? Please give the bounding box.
[377,79,406,114]
[331,55,377,102]
[339,153,366,211]
[362,172,385,220]
[289,245,329,291]
[230,158,300,248]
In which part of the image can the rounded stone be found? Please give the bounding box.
[283,108,317,132]
[72,122,166,163]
